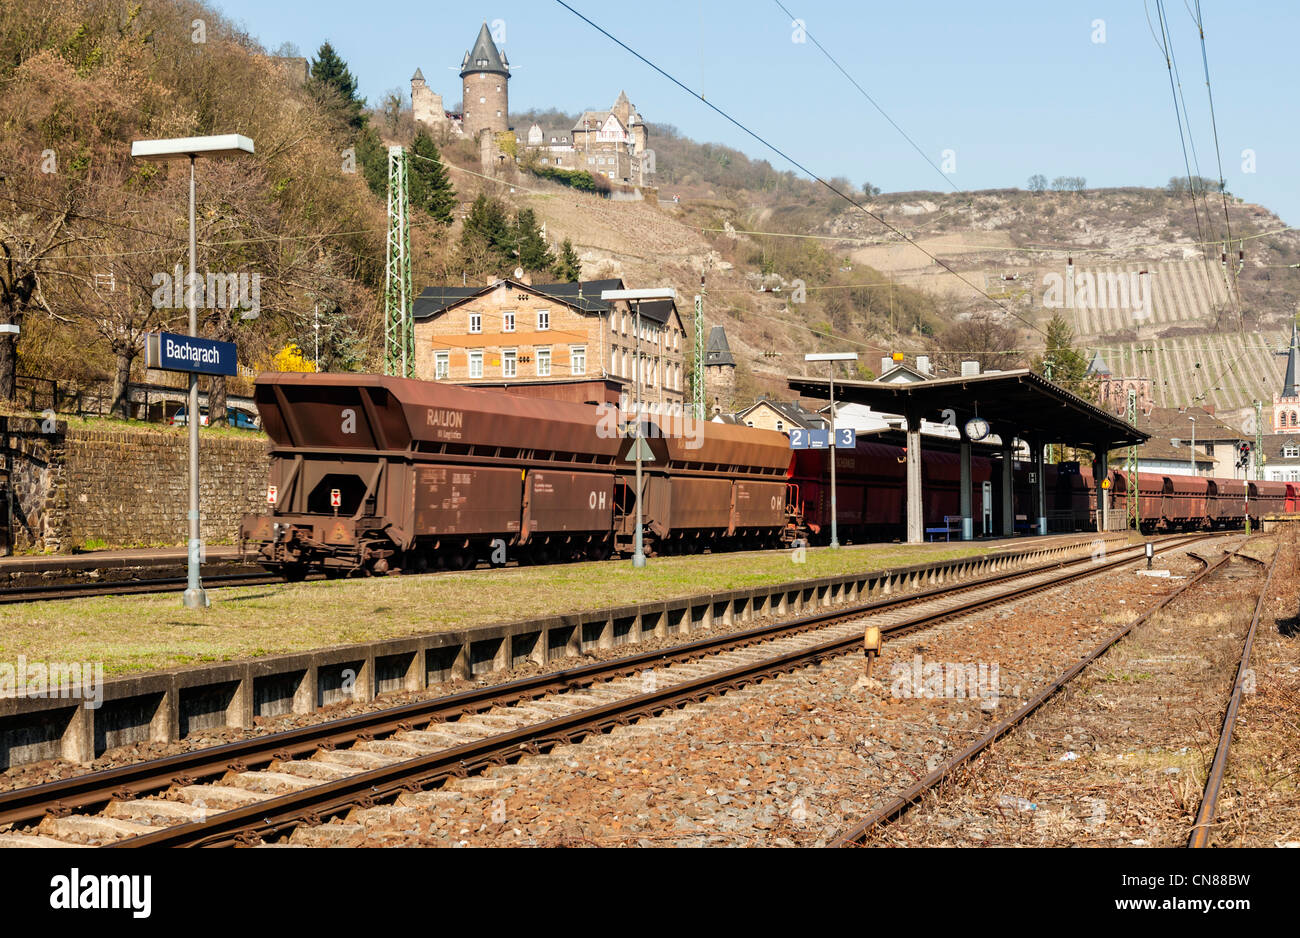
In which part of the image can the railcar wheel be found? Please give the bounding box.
[281,563,309,583]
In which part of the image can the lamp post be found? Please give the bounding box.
[602,288,677,569]
[1188,416,1196,477]
[806,352,858,548]
[131,135,254,609]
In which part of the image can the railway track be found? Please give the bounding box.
[0,532,1219,847]
[829,535,1270,848]
[1187,543,1278,848]
[0,571,285,604]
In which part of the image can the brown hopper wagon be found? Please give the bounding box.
[239,374,798,579]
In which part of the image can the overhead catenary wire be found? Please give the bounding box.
[552,0,1054,343]
[768,0,964,199]
[1191,0,1239,294]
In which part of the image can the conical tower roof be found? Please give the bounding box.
[412,67,425,82]
[1284,321,1299,397]
[460,22,509,78]
[706,326,735,366]
[1085,350,1111,377]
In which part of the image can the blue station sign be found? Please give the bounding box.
[146,332,238,377]
[789,428,855,450]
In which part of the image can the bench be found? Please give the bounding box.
[926,516,961,542]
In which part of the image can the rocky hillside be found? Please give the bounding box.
[820,188,1300,420]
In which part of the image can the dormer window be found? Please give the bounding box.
[1285,444,1299,458]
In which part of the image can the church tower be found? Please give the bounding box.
[460,22,510,140]
[1273,322,1300,431]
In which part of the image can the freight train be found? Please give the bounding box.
[238,374,1286,579]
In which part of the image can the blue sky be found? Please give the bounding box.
[212,0,1300,226]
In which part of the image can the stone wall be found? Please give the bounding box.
[4,416,68,553]
[4,420,269,553]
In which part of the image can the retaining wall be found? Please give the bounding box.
[3,417,268,553]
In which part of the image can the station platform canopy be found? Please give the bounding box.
[787,369,1148,544]
[788,369,1148,450]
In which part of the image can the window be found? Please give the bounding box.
[503,348,517,378]
[622,313,628,335]
[503,311,516,333]
[537,347,552,377]
[570,345,586,375]
[537,310,549,331]
[480,97,486,104]
[611,347,619,375]
[1286,444,1300,458]
[623,350,629,377]
[468,350,484,379]
[435,351,449,380]
[469,312,482,334]
[776,420,785,432]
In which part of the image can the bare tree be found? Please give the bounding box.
[0,176,92,401]
[933,312,1023,375]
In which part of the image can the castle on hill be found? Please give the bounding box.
[410,22,654,187]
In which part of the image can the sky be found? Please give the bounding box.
[211,0,1300,227]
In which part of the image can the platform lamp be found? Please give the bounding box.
[131,134,255,609]
[806,352,859,548]
[601,288,677,569]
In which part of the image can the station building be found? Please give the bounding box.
[412,276,687,414]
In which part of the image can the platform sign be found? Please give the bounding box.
[808,429,830,450]
[146,332,237,377]
[835,428,854,449]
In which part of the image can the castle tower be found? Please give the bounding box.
[411,68,445,132]
[1273,322,1300,431]
[705,326,737,411]
[460,22,510,141]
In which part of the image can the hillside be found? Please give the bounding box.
[818,188,1300,421]
[3,0,1296,426]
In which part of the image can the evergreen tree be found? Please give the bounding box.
[310,42,365,129]
[552,238,582,283]
[354,125,388,198]
[513,208,555,273]
[460,194,512,259]
[409,131,457,225]
[1034,314,1091,395]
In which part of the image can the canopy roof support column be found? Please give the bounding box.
[1095,448,1111,531]
[906,410,923,545]
[960,434,973,541]
[1032,435,1047,536]
[1000,433,1015,537]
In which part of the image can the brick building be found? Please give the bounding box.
[412,277,687,413]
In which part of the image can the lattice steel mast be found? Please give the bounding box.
[385,146,414,377]
[691,274,706,420]
[1125,388,1140,531]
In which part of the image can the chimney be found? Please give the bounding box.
[961,361,980,377]
[916,355,931,375]
[881,357,892,374]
